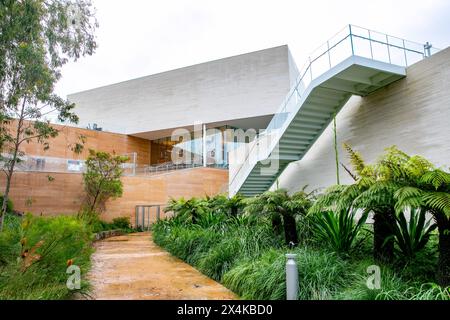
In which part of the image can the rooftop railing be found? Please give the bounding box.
[229,24,440,196]
[5,154,226,177]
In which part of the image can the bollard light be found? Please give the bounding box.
[286,253,298,300]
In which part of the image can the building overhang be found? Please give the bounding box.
[130,114,274,140]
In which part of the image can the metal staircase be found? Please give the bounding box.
[229,25,439,197]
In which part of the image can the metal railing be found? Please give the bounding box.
[134,162,228,176]
[4,152,138,175]
[6,153,228,177]
[229,24,440,196]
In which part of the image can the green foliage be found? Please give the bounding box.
[0,215,22,265]
[82,149,129,213]
[311,209,369,254]
[111,217,131,230]
[0,0,98,229]
[0,214,93,299]
[391,209,437,259]
[223,247,352,300]
[338,263,449,300]
[164,197,209,225]
[153,215,280,282]
[244,189,313,246]
[0,195,14,214]
[87,215,132,234]
[155,176,446,300]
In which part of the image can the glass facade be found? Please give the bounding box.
[149,125,246,168]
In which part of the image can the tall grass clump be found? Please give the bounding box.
[0,214,93,300]
[223,247,352,300]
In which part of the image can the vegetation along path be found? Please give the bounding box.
[87,232,238,300]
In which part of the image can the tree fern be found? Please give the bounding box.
[343,143,366,177]
[420,170,450,191]
[394,187,425,213]
[422,192,450,218]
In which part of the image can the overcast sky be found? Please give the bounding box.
[55,0,450,98]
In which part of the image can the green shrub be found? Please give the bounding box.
[112,216,131,230]
[0,214,93,300]
[310,209,369,254]
[154,192,443,300]
[337,262,449,300]
[0,215,22,265]
[87,215,132,234]
[391,208,437,259]
[0,195,14,214]
[223,247,352,300]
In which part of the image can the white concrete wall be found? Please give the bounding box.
[277,47,450,193]
[69,45,298,136]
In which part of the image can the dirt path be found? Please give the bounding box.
[86,232,238,300]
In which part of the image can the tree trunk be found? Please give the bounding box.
[271,213,282,235]
[435,211,450,287]
[0,173,13,232]
[373,210,395,263]
[282,213,298,247]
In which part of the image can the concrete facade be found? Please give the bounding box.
[69,45,299,138]
[277,47,450,193]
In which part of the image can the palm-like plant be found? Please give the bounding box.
[338,144,400,262]
[309,184,369,254]
[205,194,246,217]
[226,194,246,217]
[338,145,434,262]
[391,208,437,259]
[244,189,312,246]
[395,168,450,286]
[165,197,208,224]
[311,208,369,254]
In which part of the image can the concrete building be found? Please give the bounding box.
[3,25,449,224]
[69,45,298,168]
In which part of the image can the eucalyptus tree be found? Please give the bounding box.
[0,0,98,231]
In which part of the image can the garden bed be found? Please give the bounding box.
[153,193,449,300]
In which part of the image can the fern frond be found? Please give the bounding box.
[343,143,366,177]
[420,170,450,190]
[405,156,434,178]
[394,187,424,213]
[423,192,450,218]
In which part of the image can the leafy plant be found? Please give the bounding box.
[0,0,98,231]
[111,217,131,230]
[391,208,437,259]
[0,214,93,299]
[0,195,13,214]
[244,189,313,246]
[395,169,450,286]
[311,209,369,254]
[164,197,208,225]
[82,150,129,213]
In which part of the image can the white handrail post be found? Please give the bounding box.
[327,41,332,69]
[403,39,408,66]
[349,25,355,56]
